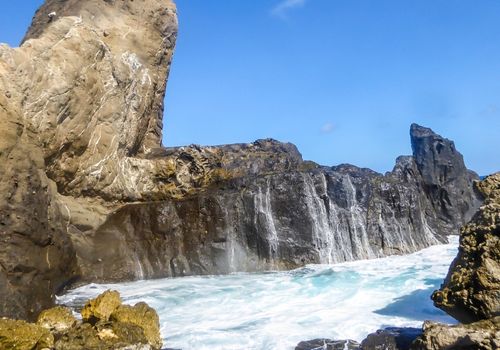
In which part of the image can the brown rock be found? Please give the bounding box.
[432,173,500,323]
[37,306,77,333]
[0,318,54,350]
[111,302,162,349]
[81,290,122,323]
[411,317,500,350]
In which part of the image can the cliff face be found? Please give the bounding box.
[0,0,482,320]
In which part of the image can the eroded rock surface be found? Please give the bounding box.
[0,290,162,350]
[432,173,500,323]
[0,0,483,320]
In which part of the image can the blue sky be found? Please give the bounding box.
[1,0,499,175]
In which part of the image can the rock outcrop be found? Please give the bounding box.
[411,173,500,349]
[0,0,482,320]
[432,173,500,323]
[0,290,163,350]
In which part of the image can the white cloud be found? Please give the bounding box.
[321,122,335,134]
[271,0,308,19]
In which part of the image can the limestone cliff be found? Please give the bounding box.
[0,0,482,320]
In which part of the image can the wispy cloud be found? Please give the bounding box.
[271,0,308,19]
[321,122,335,134]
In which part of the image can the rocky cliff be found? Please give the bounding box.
[0,0,482,320]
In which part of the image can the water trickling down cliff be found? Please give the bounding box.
[0,0,482,320]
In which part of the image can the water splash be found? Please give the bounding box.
[58,237,458,350]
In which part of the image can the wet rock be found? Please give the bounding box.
[295,338,360,350]
[0,318,54,350]
[361,327,422,350]
[432,173,500,323]
[81,290,122,323]
[111,302,162,349]
[411,317,500,350]
[37,306,77,333]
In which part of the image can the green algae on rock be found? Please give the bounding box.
[81,290,122,323]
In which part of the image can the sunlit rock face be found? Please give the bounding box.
[0,0,482,320]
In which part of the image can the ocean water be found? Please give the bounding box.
[58,237,459,350]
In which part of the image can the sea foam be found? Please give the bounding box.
[58,237,458,350]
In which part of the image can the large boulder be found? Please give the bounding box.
[432,173,500,323]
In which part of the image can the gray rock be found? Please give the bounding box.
[295,338,360,350]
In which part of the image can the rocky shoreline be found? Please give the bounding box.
[295,173,500,350]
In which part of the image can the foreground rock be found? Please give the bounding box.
[412,318,500,350]
[0,0,482,320]
[0,290,162,350]
[411,173,500,349]
[432,173,500,323]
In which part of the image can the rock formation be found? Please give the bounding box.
[0,290,163,350]
[432,173,500,323]
[0,0,482,321]
[409,173,500,349]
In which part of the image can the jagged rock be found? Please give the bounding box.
[0,318,54,350]
[411,317,500,350]
[295,338,360,350]
[432,173,500,323]
[81,290,122,323]
[110,303,162,350]
[37,306,77,333]
[361,327,422,350]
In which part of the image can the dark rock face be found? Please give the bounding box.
[361,327,422,350]
[72,128,481,283]
[0,0,483,320]
[295,339,360,350]
[410,123,481,235]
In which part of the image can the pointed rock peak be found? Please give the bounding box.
[409,123,468,186]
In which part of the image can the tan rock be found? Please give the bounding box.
[111,302,162,349]
[37,306,77,333]
[411,317,500,350]
[0,318,54,350]
[432,173,500,323]
[81,290,122,322]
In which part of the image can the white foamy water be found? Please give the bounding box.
[58,237,458,350]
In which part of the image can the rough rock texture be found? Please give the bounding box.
[361,327,422,350]
[0,318,54,350]
[81,290,122,323]
[0,291,161,350]
[411,174,500,349]
[0,0,482,320]
[37,306,77,333]
[432,173,500,323]
[111,303,162,350]
[411,318,500,350]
